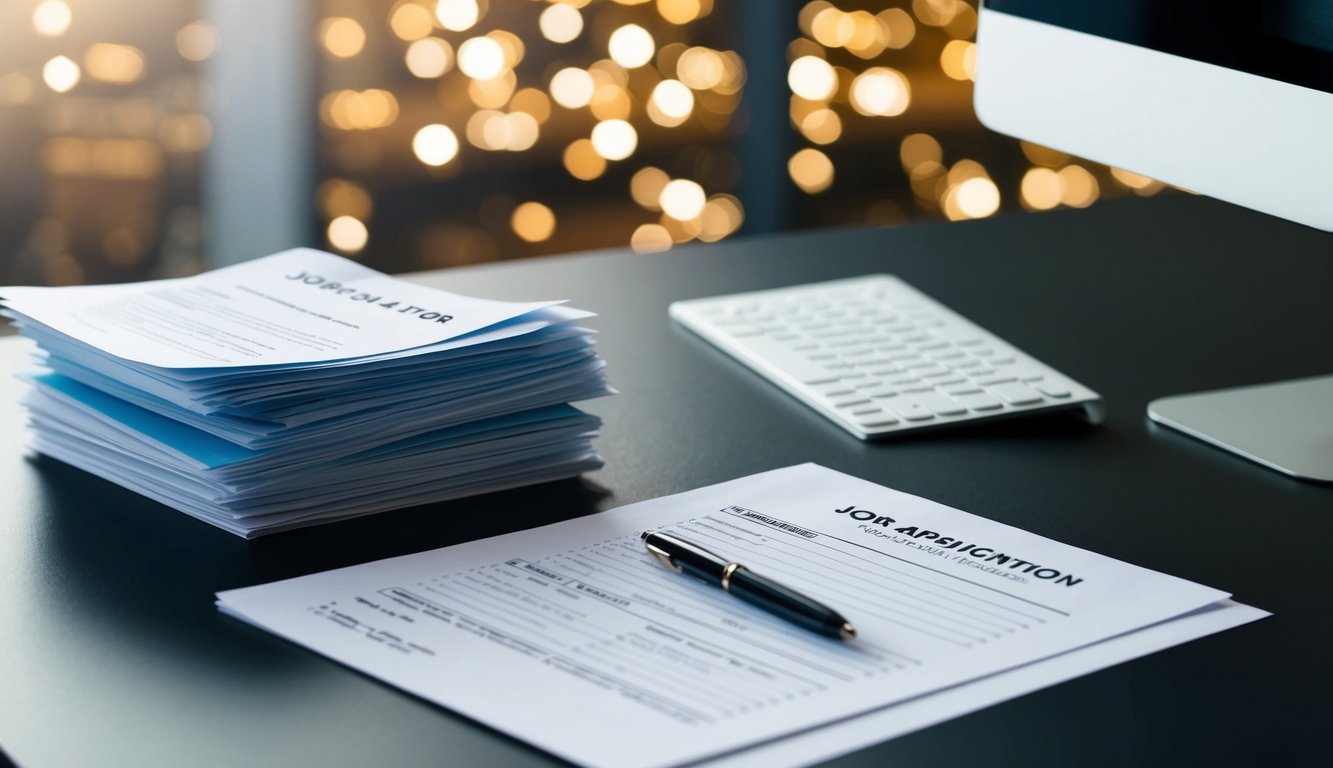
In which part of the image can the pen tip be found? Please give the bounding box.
[840,623,856,641]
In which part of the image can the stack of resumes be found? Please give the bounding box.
[0,249,613,537]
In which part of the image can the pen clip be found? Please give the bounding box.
[645,541,683,573]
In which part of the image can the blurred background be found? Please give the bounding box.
[0,0,1170,290]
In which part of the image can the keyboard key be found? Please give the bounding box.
[951,391,1004,411]
[987,381,1044,405]
[738,336,841,384]
[1035,381,1073,398]
[909,391,969,416]
[887,400,935,421]
[829,395,872,408]
[853,412,899,427]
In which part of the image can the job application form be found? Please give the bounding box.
[218,464,1246,768]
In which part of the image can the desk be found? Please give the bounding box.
[2,194,1331,766]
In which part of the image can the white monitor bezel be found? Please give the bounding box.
[974,6,1333,232]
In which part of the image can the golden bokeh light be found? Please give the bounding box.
[539,3,583,44]
[1058,165,1100,207]
[658,0,712,25]
[322,89,400,130]
[630,167,670,210]
[435,0,481,32]
[878,8,916,49]
[563,138,607,180]
[457,36,505,80]
[468,70,517,109]
[787,55,837,101]
[590,84,632,120]
[1020,167,1062,210]
[659,179,706,220]
[1021,141,1071,167]
[699,194,743,242]
[318,179,374,220]
[940,40,977,81]
[32,1,72,37]
[789,148,834,194]
[550,67,595,108]
[947,158,986,186]
[406,37,453,78]
[609,24,656,69]
[1110,167,1167,196]
[953,177,1001,219]
[799,108,841,145]
[511,202,556,242]
[899,133,942,172]
[631,223,673,253]
[648,79,694,126]
[320,17,367,59]
[85,44,145,84]
[488,30,525,69]
[466,110,538,152]
[511,88,552,123]
[910,160,947,201]
[590,119,637,161]
[328,215,369,254]
[390,3,435,41]
[42,137,162,179]
[412,123,460,166]
[177,21,220,61]
[42,56,80,94]
[914,0,961,27]
[850,67,910,116]
[676,47,725,90]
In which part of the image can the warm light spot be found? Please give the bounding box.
[899,133,941,172]
[1021,167,1062,210]
[676,47,725,90]
[789,148,834,193]
[406,37,453,78]
[318,179,373,220]
[504,111,540,151]
[788,55,837,101]
[940,40,976,81]
[659,179,706,220]
[589,58,629,88]
[658,0,710,25]
[798,1,835,36]
[844,11,885,59]
[799,108,841,145]
[42,56,80,93]
[946,3,978,40]
[590,84,632,120]
[631,167,670,210]
[539,3,583,43]
[457,36,505,79]
[609,24,655,68]
[320,17,366,58]
[511,88,552,123]
[1110,167,1166,196]
[590,119,637,160]
[954,177,1001,218]
[850,67,909,116]
[1021,141,1070,167]
[914,0,960,27]
[631,224,673,253]
[33,1,72,36]
[412,123,459,166]
[435,0,480,32]
[176,21,219,61]
[698,194,743,242]
[647,79,693,121]
[1058,165,1100,207]
[563,138,607,180]
[466,110,504,149]
[947,158,986,186]
[488,30,525,68]
[810,8,851,48]
[550,67,595,108]
[85,44,145,84]
[328,216,368,253]
[391,3,435,41]
[877,8,916,49]
[910,161,947,200]
[511,202,556,242]
[468,70,516,109]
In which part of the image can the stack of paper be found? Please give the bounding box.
[0,249,613,537]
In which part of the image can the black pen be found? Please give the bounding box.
[641,531,856,641]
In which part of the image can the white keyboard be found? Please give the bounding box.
[670,275,1105,439]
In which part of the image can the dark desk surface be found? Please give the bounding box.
[2,194,1331,767]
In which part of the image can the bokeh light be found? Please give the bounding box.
[609,24,655,68]
[32,1,72,37]
[540,4,584,44]
[563,139,607,180]
[435,0,481,32]
[789,148,834,193]
[631,224,674,253]
[659,179,706,220]
[850,67,910,116]
[320,17,366,59]
[327,215,369,253]
[511,202,556,242]
[42,56,81,94]
[406,38,453,78]
[412,124,460,166]
[390,3,435,41]
[788,55,837,101]
[177,21,220,62]
[550,67,595,108]
[590,119,637,161]
[457,36,505,80]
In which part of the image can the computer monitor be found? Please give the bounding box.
[974,1,1333,482]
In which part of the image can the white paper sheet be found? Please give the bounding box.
[0,249,558,368]
[217,465,1255,768]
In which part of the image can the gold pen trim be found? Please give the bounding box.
[720,562,741,592]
